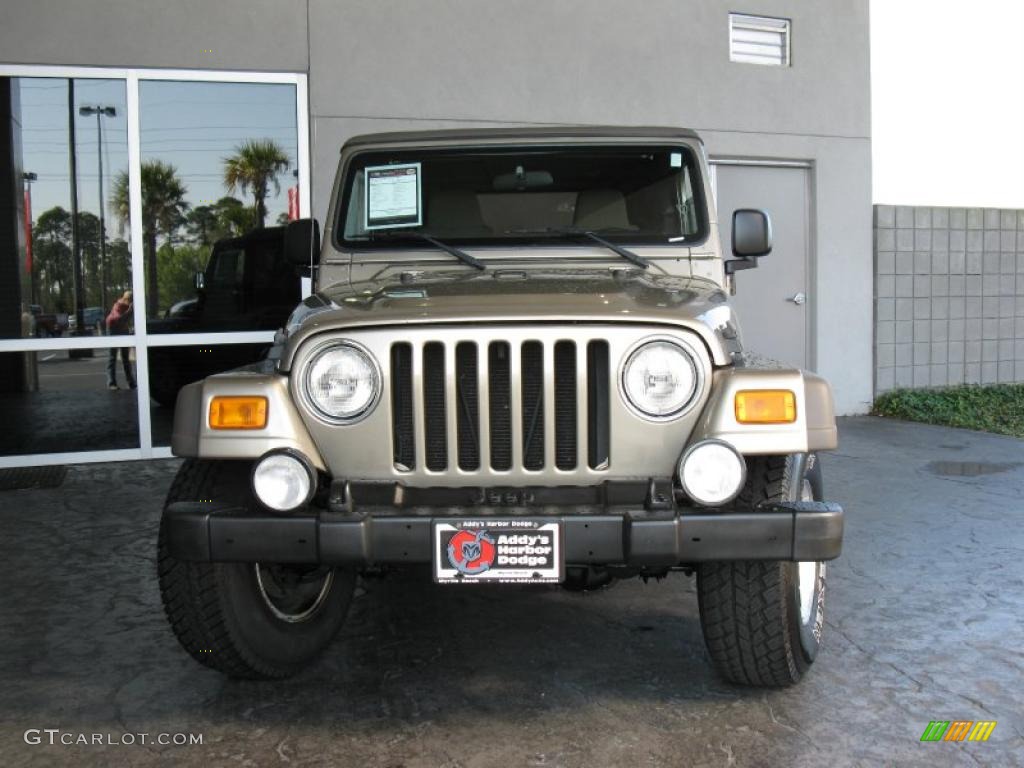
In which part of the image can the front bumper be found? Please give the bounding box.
[163,500,844,566]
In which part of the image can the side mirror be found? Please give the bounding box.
[194,272,205,291]
[732,209,772,257]
[284,218,321,276]
[725,209,772,276]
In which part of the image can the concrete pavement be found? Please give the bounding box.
[0,416,1022,767]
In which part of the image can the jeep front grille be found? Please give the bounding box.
[389,337,611,475]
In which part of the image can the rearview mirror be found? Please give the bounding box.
[284,218,321,275]
[492,168,554,192]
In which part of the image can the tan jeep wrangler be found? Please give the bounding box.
[159,127,842,686]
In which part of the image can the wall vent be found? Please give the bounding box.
[729,13,791,67]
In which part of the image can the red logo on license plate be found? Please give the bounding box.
[447,529,497,575]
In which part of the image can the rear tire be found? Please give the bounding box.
[147,350,183,407]
[696,454,827,687]
[157,459,355,679]
[561,565,614,592]
[149,376,182,408]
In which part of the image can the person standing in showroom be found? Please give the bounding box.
[105,290,137,390]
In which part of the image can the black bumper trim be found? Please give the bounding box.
[163,501,843,566]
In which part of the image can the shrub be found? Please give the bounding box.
[872,384,1024,438]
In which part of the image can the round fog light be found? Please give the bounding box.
[679,440,746,506]
[253,452,314,512]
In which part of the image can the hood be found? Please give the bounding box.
[279,268,742,369]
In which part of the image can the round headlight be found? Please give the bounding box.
[679,440,746,506]
[304,342,380,421]
[622,340,699,418]
[253,452,314,512]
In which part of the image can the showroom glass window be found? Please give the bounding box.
[138,80,300,447]
[0,69,307,464]
[0,76,138,456]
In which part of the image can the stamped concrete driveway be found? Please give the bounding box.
[0,416,1022,767]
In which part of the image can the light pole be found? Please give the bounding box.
[79,105,116,314]
[22,172,37,305]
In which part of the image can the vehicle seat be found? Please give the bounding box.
[572,189,635,231]
[428,190,491,236]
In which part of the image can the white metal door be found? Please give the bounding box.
[712,162,811,369]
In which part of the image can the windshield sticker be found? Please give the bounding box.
[670,152,682,168]
[365,162,422,230]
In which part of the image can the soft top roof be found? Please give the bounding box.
[340,125,702,152]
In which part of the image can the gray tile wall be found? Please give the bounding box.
[874,205,1024,393]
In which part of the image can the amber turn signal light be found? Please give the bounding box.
[209,396,268,430]
[734,390,796,424]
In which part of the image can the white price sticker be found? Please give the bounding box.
[364,162,422,230]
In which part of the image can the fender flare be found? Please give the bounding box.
[689,367,837,454]
[171,372,326,470]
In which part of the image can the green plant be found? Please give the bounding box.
[223,139,290,230]
[111,160,189,317]
[872,384,1024,438]
[156,242,210,315]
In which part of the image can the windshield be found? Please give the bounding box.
[337,144,707,250]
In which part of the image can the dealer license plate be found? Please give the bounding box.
[433,519,562,584]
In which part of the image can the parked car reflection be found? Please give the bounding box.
[147,226,300,407]
[29,304,69,337]
[67,306,105,335]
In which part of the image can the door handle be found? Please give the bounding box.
[787,292,806,306]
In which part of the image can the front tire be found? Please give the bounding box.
[696,454,827,687]
[157,459,355,679]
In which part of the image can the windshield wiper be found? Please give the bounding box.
[370,230,486,271]
[513,227,650,269]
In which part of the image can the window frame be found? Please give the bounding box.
[0,64,309,466]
